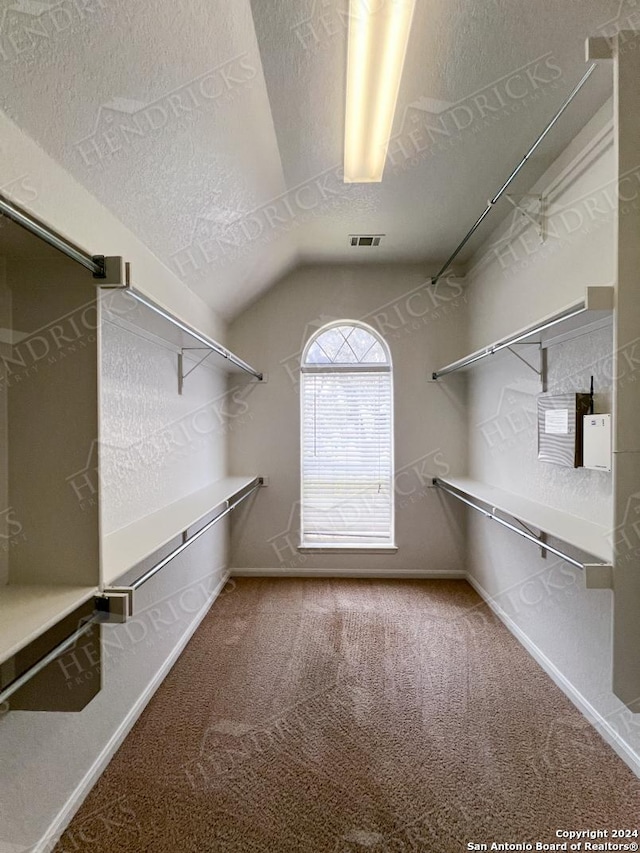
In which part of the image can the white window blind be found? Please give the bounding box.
[301,323,394,547]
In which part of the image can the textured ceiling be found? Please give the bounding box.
[0,0,625,318]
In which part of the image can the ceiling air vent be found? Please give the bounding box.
[350,234,384,247]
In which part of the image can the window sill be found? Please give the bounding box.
[298,545,398,555]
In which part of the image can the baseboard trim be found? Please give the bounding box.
[34,570,231,853]
[230,568,467,579]
[467,574,640,779]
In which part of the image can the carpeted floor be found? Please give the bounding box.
[55,579,640,852]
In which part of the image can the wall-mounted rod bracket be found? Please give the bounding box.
[504,194,547,243]
[93,256,127,289]
[505,343,543,381]
[178,347,216,394]
[95,591,131,623]
[510,516,547,559]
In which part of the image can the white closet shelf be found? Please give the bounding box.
[432,286,613,379]
[103,306,256,375]
[0,584,98,665]
[102,476,260,586]
[437,476,613,564]
[102,288,262,381]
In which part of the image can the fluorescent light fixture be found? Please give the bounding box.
[344,0,416,183]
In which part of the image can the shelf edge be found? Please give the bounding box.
[432,285,614,379]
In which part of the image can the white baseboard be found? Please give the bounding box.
[467,573,640,779]
[34,570,230,853]
[231,568,466,579]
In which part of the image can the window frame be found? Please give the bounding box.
[298,320,396,554]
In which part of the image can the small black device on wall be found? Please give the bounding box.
[537,392,592,468]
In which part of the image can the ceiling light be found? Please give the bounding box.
[344,0,416,183]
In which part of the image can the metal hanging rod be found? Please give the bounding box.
[1,480,263,704]
[0,614,103,706]
[432,303,584,379]
[121,479,262,593]
[433,478,607,571]
[430,63,598,287]
[0,192,106,278]
[129,287,263,381]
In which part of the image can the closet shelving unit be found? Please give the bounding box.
[102,477,263,618]
[0,197,264,707]
[99,283,264,614]
[428,35,640,711]
[0,219,105,693]
[430,287,615,584]
[103,477,261,587]
[433,478,613,587]
[102,279,262,391]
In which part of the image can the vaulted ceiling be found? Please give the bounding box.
[0,0,623,318]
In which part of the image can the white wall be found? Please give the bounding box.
[468,325,613,526]
[462,97,640,769]
[228,263,468,576]
[0,284,231,852]
[100,316,228,533]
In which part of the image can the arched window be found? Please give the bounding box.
[300,321,395,549]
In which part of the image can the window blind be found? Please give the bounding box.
[301,371,393,545]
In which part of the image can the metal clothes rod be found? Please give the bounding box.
[432,303,585,379]
[0,481,262,704]
[0,614,102,706]
[431,63,598,287]
[128,480,262,591]
[0,192,105,277]
[129,288,263,380]
[434,479,587,570]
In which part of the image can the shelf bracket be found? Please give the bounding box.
[505,194,547,243]
[499,513,548,559]
[505,343,544,384]
[521,524,548,560]
[178,347,216,395]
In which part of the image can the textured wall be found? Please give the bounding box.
[468,324,613,525]
[0,109,225,342]
[0,306,231,850]
[228,263,468,575]
[100,317,227,533]
[462,99,640,766]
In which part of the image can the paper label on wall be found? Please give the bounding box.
[544,409,569,434]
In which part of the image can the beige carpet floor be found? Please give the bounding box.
[55,579,640,852]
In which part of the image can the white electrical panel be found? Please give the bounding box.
[582,414,612,472]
